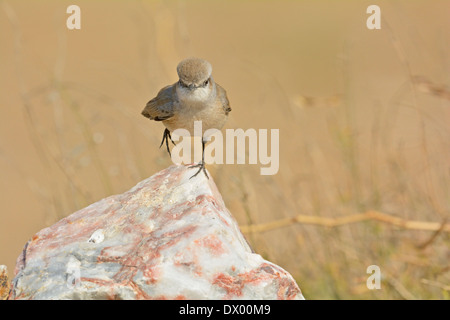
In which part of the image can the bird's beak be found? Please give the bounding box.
[188,84,196,90]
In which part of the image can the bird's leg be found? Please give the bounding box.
[167,130,176,146]
[159,128,176,157]
[189,139,209,179]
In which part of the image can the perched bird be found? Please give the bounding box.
[141,58,231,178]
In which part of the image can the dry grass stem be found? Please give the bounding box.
[241,210,450,234]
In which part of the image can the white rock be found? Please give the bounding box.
[10,165,304,300]
[88,229,105,244]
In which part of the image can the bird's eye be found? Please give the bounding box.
[203,79,209,86]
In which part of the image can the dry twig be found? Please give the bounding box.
[240,210,450,234]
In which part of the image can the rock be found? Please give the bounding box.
[10,165,304,300]
[0,265,10,300]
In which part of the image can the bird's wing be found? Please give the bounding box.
[216,83,231,115]
[141,84,176,121]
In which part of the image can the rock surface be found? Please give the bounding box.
[0,265,10,300]
[10,165,303,300]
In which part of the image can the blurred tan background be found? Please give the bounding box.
[1,0,449,299]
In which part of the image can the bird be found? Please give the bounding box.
[141,58,231,178]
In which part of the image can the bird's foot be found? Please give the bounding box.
[189,162,209,179]
[159,128,176,156]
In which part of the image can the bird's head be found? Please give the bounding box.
[176,58,214,101]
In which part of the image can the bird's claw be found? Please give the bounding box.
[160,128,176,156]
[189,162,209,179]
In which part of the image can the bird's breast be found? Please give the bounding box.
[163,100,227,137]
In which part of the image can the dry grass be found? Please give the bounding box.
[0,1,449,299]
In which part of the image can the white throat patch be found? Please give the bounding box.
[177,85,212,102]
